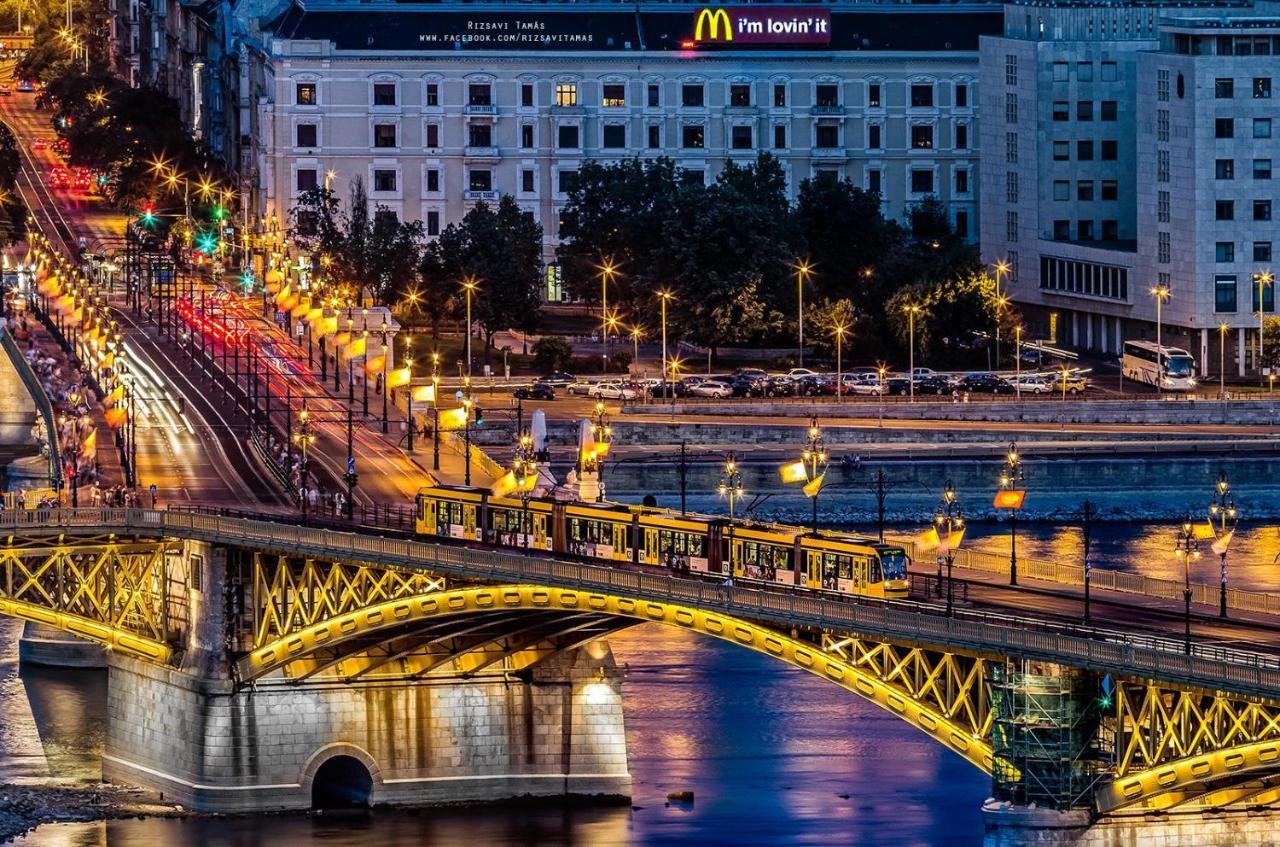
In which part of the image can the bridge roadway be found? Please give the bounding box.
[7,506,1280,701]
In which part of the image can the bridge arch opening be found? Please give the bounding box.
[310,755,373,809]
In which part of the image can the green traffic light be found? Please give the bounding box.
[212,205,226,221]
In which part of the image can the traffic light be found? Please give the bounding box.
[211,205,226,221]
[473,404,484,426]
[139,206,156,227]
[196,232,218,254]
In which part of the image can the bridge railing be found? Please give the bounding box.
[5,507,1280,698]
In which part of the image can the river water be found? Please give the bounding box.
[5,522,1280,845]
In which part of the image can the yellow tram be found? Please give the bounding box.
[415,485,910,599]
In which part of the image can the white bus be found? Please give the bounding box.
[1122,340,1197,391]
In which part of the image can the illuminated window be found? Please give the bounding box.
[602,84,626,108]
[296,83,316,105]
[555,83,577,107]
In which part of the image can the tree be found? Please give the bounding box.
[532,336,573,372]
[1262,317,1280,374]
[885,272,1004,363]
[793,174,893,304]
[0,123,27,246]
[803,298,858,358]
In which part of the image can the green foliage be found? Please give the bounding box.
[531,336,573,372]
[885,272,1004,362]
[1262,317,1280,373]
[804,298,858,358]
[0,123,27,246]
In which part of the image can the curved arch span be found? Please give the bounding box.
[241,583,1000,776]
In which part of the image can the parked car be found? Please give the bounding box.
[566,380,595,396]
[688,379,733,398]
[914,375,954,395]
[883,376,913,395]
[846,373,888,396]
[16,80,34,93]
[513,382,555,401]
[731,368,769,397]
[1010,375,1052,394]
[589,380,642,400]
[1050,372,1088,394]
[796,375,834,396]
[538,372,575,387]
[958,373,1014,394]
[785,368,820,381]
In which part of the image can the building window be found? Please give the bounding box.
[1077,62,1093,81]
[1101,100,1117,121]
[425,83,439,107]
[910,125,933,149]
[1255,241,1273,262]
[468,83,492,106]
[1216,241,1236,263]
[1102,180,1118,200]
[1006,132,1018,164]
[296,124,317,147]
[815,124,840,148]
[1078,220,1094,241]
[1255,78,1272,99]
[1053,220,1071,241]
[1216,118,1234,138]
[1255,118,1273,138]
[296,168,317,192]
[1077,180,1094,201]
[866,83,880,108]
[1157,110,1170,142]
[648,83,661,107]
[469,169,492,192]
[731,125,752,150]
[955,83,968,108]
[1005,92,1018,123]
[910,84,934,108]
[681,124,704,149]
[1053,140,1069,161]
[1254,283,1276,313]
[1157,231,1171,263]
[1255,200,1273,221]
[774,83,787,107]
[1158,69,1170,102]
[1077,100,1093,121]
[1006,171,1018,203]
[373,169,397,192]
[1158,190,1170,222]
[558,170,579,194]
[868,168,882,195]
[602,83,626,107]
[1006,210,1018,242]
[1216,159,1235,179]
[774,124,787,149]
[1216,276,1238,313]
[955,168,969,194]
[1102,220,1118,241]
[296,82,316,105]
[426,123,440,148]
[602,124,626,148]
[955,123,968,149]
[555,82,577,107]
[1052,101,1069,121]
[910,169,934,194]
[373,124,397,148]
[1006,55,1018,86]
[1216,78,1235,99]
[1052,62,1068,82]
[521,169,535,193]
[681,83,704,107]
[1255,159,1273,179]
[868,124,882,149]
[468,124,492,147]
[426,169,440,193]
[373,82,396,106]
[1101,140,1117,160]
[648,125,661,149]
[1077,140,1094,161]
[1102,61,1117,81]
[557,124,580,149]
[1157,150,1170,182]
[729,84,751,107]
[426,211,440,237]
[1216,200,1235,220]
[520,124,534,149]
[1053,180,1070,201]
[521,83,534,107]
[815,84,839,108]
[955,211,968,238]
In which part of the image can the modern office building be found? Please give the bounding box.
[980,0,1280,376]
[256,2,1000,296]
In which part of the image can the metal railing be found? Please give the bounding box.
[2,507,1280,698]
[0,326,62,489]
[901,541,1280,617]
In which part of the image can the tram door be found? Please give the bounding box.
[463,504,477,540]
[643,528,659,565]
[532,513,548,550]
[421,499,438,535]
[612,523,629,561]
[850,556,869,594]
[730,539,744,576]
[804,550,823,589]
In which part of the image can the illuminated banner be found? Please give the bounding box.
[693,7,831,45]
[992,490,1026,510]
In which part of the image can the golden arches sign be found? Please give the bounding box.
[694,8,734,42]
[241,583,999,775]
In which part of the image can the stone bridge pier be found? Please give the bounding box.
[99,541,631,812]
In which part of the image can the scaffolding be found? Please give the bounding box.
[990,659,1105,810]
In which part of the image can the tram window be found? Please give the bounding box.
[837,555,853,581]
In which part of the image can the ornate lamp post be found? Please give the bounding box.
[291,402,316,520]
[589,400,612,502]
[513,429,538,552]
[598,261,616,373]
[1150,284,1170,394]
[1175,514,1202,655]
[801,416,827,533]
[658,289,673,401]
[934,480,964,616]
[998,441,1024,585]
[794,259,812,367]
[1208,471,1238,619]
[718,452,744,580]
[461,277,478,379]
[431,352,441,471]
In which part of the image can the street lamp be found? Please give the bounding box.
[599,260,617,373]
[1255,271,1274,384]
[794,259,812,367]
[801,416,827,534]
[1218,322,1230,399]
[718,452,744,580]
[291,402,317,520]
[998,441,1023,585]
[629,324,643,367]
[993,260,1010,369]
[461,277,478,379]
[658,289,673,401]
[1175,514,1202,655]
[431,352,441,471]
[1150,284,1170,394]
[934,481,963,616]
[1059,365,1072,401]
[904,303,923,402]
[1208,471,1238,619]
[589,400,612,502]
[833,323,846,402]
[513,429,538,552]
[1014,324,1023,400]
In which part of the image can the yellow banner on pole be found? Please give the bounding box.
[779,461,807,484]
[365,354,386,375]
[342,337,367,361]
[412,384,436,404]
[387,367,411,389]
[290,299,311,319]
[802,472,825,499]
[104,408,128,430]
[1211,529,1235,556]
[437,406,468,431]
[79,428,97,458]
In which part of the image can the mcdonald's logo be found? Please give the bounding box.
[694,8,734,42]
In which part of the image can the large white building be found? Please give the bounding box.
[256,2,999,297]
[980,0,1280,375]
